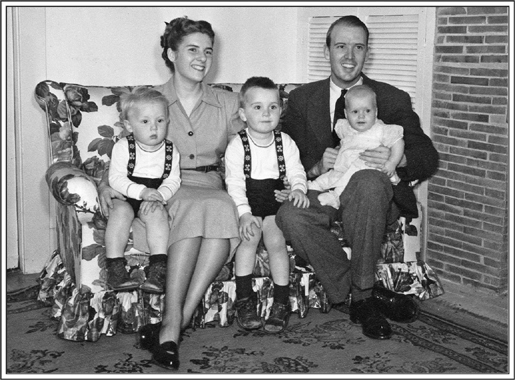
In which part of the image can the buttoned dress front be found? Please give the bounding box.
[132,77,244,261]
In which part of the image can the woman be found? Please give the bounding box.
[99,17,243,369]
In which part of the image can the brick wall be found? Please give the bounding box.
[427,6,509,293]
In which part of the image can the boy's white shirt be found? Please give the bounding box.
[109,137,181,202]
[225,128,308,217]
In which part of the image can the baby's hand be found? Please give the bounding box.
[239,213,262,241]
[140,188,166,204]
[288,189,310,208]
[382,161,397,178]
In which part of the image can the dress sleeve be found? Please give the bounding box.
[224,134,251,217]
[335,119,352,141]
[226,91,245,141]
[382,123,404,148]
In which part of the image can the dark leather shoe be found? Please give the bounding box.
[152,341,180,370]
[350,298,392,339]
[372,285,420,323]
[263,302,290,333]
[139,323,161,350]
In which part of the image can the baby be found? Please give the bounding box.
[309,84,404,209]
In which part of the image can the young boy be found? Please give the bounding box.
[105,87,181,293]
[225,76,310,333]
[308,85,405,209]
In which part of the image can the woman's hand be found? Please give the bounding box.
[98,183,126,217]
[288,189,310,208]
[239,213,262,241]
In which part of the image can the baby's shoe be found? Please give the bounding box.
[140,255,167,293]
[318,190,340,209]
[234,295,262,330]
[263,301,290,333]
[106,257,140,291]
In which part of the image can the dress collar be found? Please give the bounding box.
[159,76,222,108]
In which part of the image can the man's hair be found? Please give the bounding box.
[160,17,215,73]
[238,76,279,107]
[345,84,377,108]
[326,15,370,47]
[119,87,169,121]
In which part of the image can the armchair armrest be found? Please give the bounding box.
[46,161,102,224]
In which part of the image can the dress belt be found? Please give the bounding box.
[183,165,219,173]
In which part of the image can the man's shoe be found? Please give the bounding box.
[263,302,290,333]
[234,296,262,330]
[349,298,392,339]
[372,285,420,323]
[139,323,161,350]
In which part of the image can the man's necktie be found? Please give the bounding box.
[332,88,348,146]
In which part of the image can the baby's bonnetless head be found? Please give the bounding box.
[345,85,377,110]
[344,85,377,132]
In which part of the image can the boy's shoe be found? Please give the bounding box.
[234,296,262,330]
[140,260,167,293]
[106,258,140,291]
[263,302,290,333]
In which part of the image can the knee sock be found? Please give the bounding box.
[273,283,290,305]
[149,254,167,265]
[235,274,253,300]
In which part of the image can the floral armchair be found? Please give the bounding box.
[35,80,443,343]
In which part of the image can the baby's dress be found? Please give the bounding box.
[309,119,403,208]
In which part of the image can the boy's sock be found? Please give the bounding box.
[235,274,254,300]
[149,253,167,265]
[273,283,290,305]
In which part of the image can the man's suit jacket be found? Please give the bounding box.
[282,74,439,218]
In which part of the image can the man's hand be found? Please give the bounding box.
[359,145,391,169]
[308,147,339,178]
[98,184,126,217]
[239,213,262,241]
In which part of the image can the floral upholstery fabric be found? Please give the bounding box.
[35,80,441,342]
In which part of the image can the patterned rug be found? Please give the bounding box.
[4,285,508,375]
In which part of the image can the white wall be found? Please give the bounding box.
[8,6,301,273]
[45,6,300,85]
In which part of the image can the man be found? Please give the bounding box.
[276,15,439,340]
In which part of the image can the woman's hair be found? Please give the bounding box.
[119,87,169,121]
[326,15,369,47]
[238,76,279,107]
[160,17,215,73]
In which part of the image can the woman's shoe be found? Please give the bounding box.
[139,323,161,350]
[151,341,180,370]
